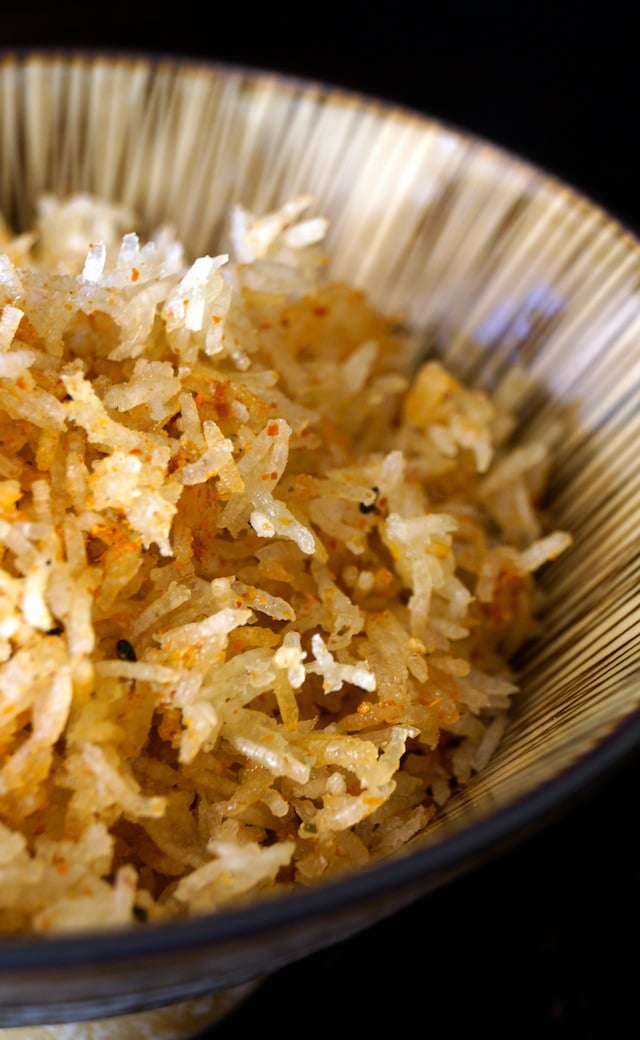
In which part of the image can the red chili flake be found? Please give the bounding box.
[266,422,279,436]
[209,380,231,418]
[313,305,328,317]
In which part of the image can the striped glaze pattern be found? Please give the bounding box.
[1,51,639,845]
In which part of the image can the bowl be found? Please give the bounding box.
[1,48,640,1038]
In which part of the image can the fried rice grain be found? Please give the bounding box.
[0,193,571,934]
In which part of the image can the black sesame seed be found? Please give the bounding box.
[359,486,380,514]
[116,638,137,662]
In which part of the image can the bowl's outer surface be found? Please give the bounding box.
[0,982,261,1038]
[1,49,640,1027]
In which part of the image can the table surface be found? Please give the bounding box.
[3,4,640,1036]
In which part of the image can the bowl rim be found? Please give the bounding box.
[2,42,640,238]
[0,45,639,971]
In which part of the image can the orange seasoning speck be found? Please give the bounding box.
[266,422,279,436]
[13,312,37,345]
[130,267,140,283]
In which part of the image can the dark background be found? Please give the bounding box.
[3,3,640,1036]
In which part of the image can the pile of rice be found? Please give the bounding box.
[0,193,570,935]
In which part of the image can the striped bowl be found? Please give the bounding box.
[0,48,639,1037]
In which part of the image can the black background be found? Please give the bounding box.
[3,3,640,1036]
